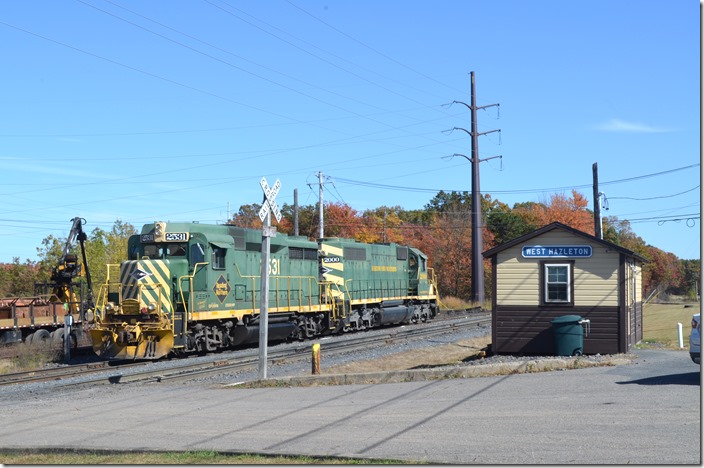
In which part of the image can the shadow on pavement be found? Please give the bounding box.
[617,371,700,386]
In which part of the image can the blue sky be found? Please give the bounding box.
[0,0,700,263]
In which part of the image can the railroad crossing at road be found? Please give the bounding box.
[258,177,282,223]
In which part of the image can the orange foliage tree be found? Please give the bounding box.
[224,191,695,302]
[514,190,594,235]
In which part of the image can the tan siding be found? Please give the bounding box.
[494,230,621,307]
[496,250,539,306]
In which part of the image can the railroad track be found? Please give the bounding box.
[0,311,490,388]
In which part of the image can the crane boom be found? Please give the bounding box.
[49,217,95,315]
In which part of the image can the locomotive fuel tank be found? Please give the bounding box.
[377,300,415,325]
[231,322,297,346]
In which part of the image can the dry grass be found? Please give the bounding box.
[0,341,63,374]
[322,335,492,375]
[438,296,475,310]
[0,449,406,464]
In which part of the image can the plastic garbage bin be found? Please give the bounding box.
[551,315,587,356]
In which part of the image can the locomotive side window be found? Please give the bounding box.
[397,247,408,261]
[190,243,205,265]
[212,246,226,270]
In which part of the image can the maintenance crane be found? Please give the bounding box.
[48,216,95,317]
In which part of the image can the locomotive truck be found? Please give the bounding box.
[90,221,438,360]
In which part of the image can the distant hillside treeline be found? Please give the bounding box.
[1,190,699,303]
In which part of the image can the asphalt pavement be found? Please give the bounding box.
[0,349,700,464]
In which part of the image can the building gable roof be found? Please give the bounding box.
[482,222,648,262]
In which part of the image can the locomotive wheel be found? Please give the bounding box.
[303,317,317,339]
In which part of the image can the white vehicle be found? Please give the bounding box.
[689,313,700,364]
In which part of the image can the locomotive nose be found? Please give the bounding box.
[90,328,174,360]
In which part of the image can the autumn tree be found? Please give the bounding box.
[486,208,535,246]
[85,220,138,290]
[515,191,594,234]
[320,202,361,238]
[642,246,683,299]
[358,206,406,244]
[0,258,41,297]
[36,220,137,298]
[228,203,264,230]
[678,259,701,300]
[602,217,647,256]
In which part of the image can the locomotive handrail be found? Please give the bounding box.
[95,263,169,320]
[232,262,325,313]
[428,267,439,297]
[178,262,209,320]
[95,263,122,321]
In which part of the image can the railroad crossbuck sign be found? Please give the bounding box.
[258,177,282,223]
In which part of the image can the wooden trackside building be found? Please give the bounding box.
[483,222,647,355]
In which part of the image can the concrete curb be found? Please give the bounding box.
[225,355,636,388]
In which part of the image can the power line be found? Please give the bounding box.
[608,185,699,201]
[284,0,466,97]
[333,163,700,196]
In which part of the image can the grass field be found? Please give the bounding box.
[641,302,701,349]
[0,449,407,465]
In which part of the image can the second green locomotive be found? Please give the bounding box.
[90,221,438,359]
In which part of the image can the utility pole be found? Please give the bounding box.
[447,71,500,308]
[593,163,602,239]
[293,188,299,236]
[318,171,324,239]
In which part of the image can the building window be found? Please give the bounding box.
[544,263,571,303]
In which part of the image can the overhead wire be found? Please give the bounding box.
[284,0,467,97]
[331,163,700,196]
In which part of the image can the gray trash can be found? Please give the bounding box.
[551,315,588,356]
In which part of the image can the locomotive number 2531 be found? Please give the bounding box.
[165,232,188,241]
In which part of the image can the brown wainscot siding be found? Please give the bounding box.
[493,305,620,355]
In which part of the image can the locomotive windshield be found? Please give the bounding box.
[135,243,188,259]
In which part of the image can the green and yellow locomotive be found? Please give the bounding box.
[90,221,438,359]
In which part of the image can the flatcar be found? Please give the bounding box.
[90,221,438,359]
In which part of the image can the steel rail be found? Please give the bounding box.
[1,311,489,388]
[62,312,491,386]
